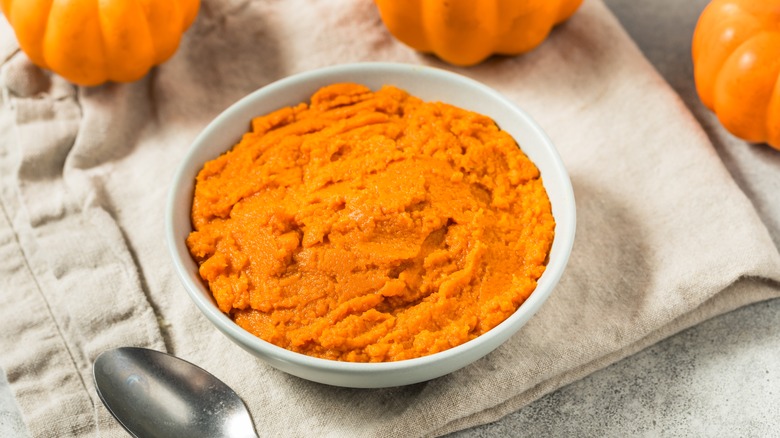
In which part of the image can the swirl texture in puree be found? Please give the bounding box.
[187,83,555,362]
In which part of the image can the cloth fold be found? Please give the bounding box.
[1,0,779,437]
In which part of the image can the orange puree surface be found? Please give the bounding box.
[186,83,555,362]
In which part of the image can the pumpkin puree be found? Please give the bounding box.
[187,83,555,362]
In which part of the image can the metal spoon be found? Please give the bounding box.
[93,347,258,438]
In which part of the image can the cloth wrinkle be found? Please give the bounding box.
[0,201,90,397]
[1,0,780,437]
[0,30,166,434]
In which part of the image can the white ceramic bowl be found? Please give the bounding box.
[165,62,576,388]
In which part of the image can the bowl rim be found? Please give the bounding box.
[165,61,576,379]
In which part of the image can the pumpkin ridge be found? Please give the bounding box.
[8,0,55,69]
[41,0,108,85]
[132,0,158,64]
[374,0,583,67]
[3,0,199,86]
[157,0,181,64]
[693,0,764,110]
[713,29,780,143]
[93,0,117,84]
[143,0,162,66]
[420,0,448,63]
[764,35,780,149]
[37,1,53,69]
[693,0,780,147]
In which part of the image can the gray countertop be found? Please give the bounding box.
[2,1,779,437]
[452,299,780,436]
[453,0,780,436]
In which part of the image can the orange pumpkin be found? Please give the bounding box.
[692,0,780,150]
[0,0,200,86]
[373,0,584,66]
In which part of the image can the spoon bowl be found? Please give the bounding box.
[93,347,257,438]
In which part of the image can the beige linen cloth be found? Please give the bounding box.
[1,0,780,436]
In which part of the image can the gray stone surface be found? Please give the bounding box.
[451,299,780,437]
[453,0,780,436]
[0,367,28,438]
[2,1,779,437]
